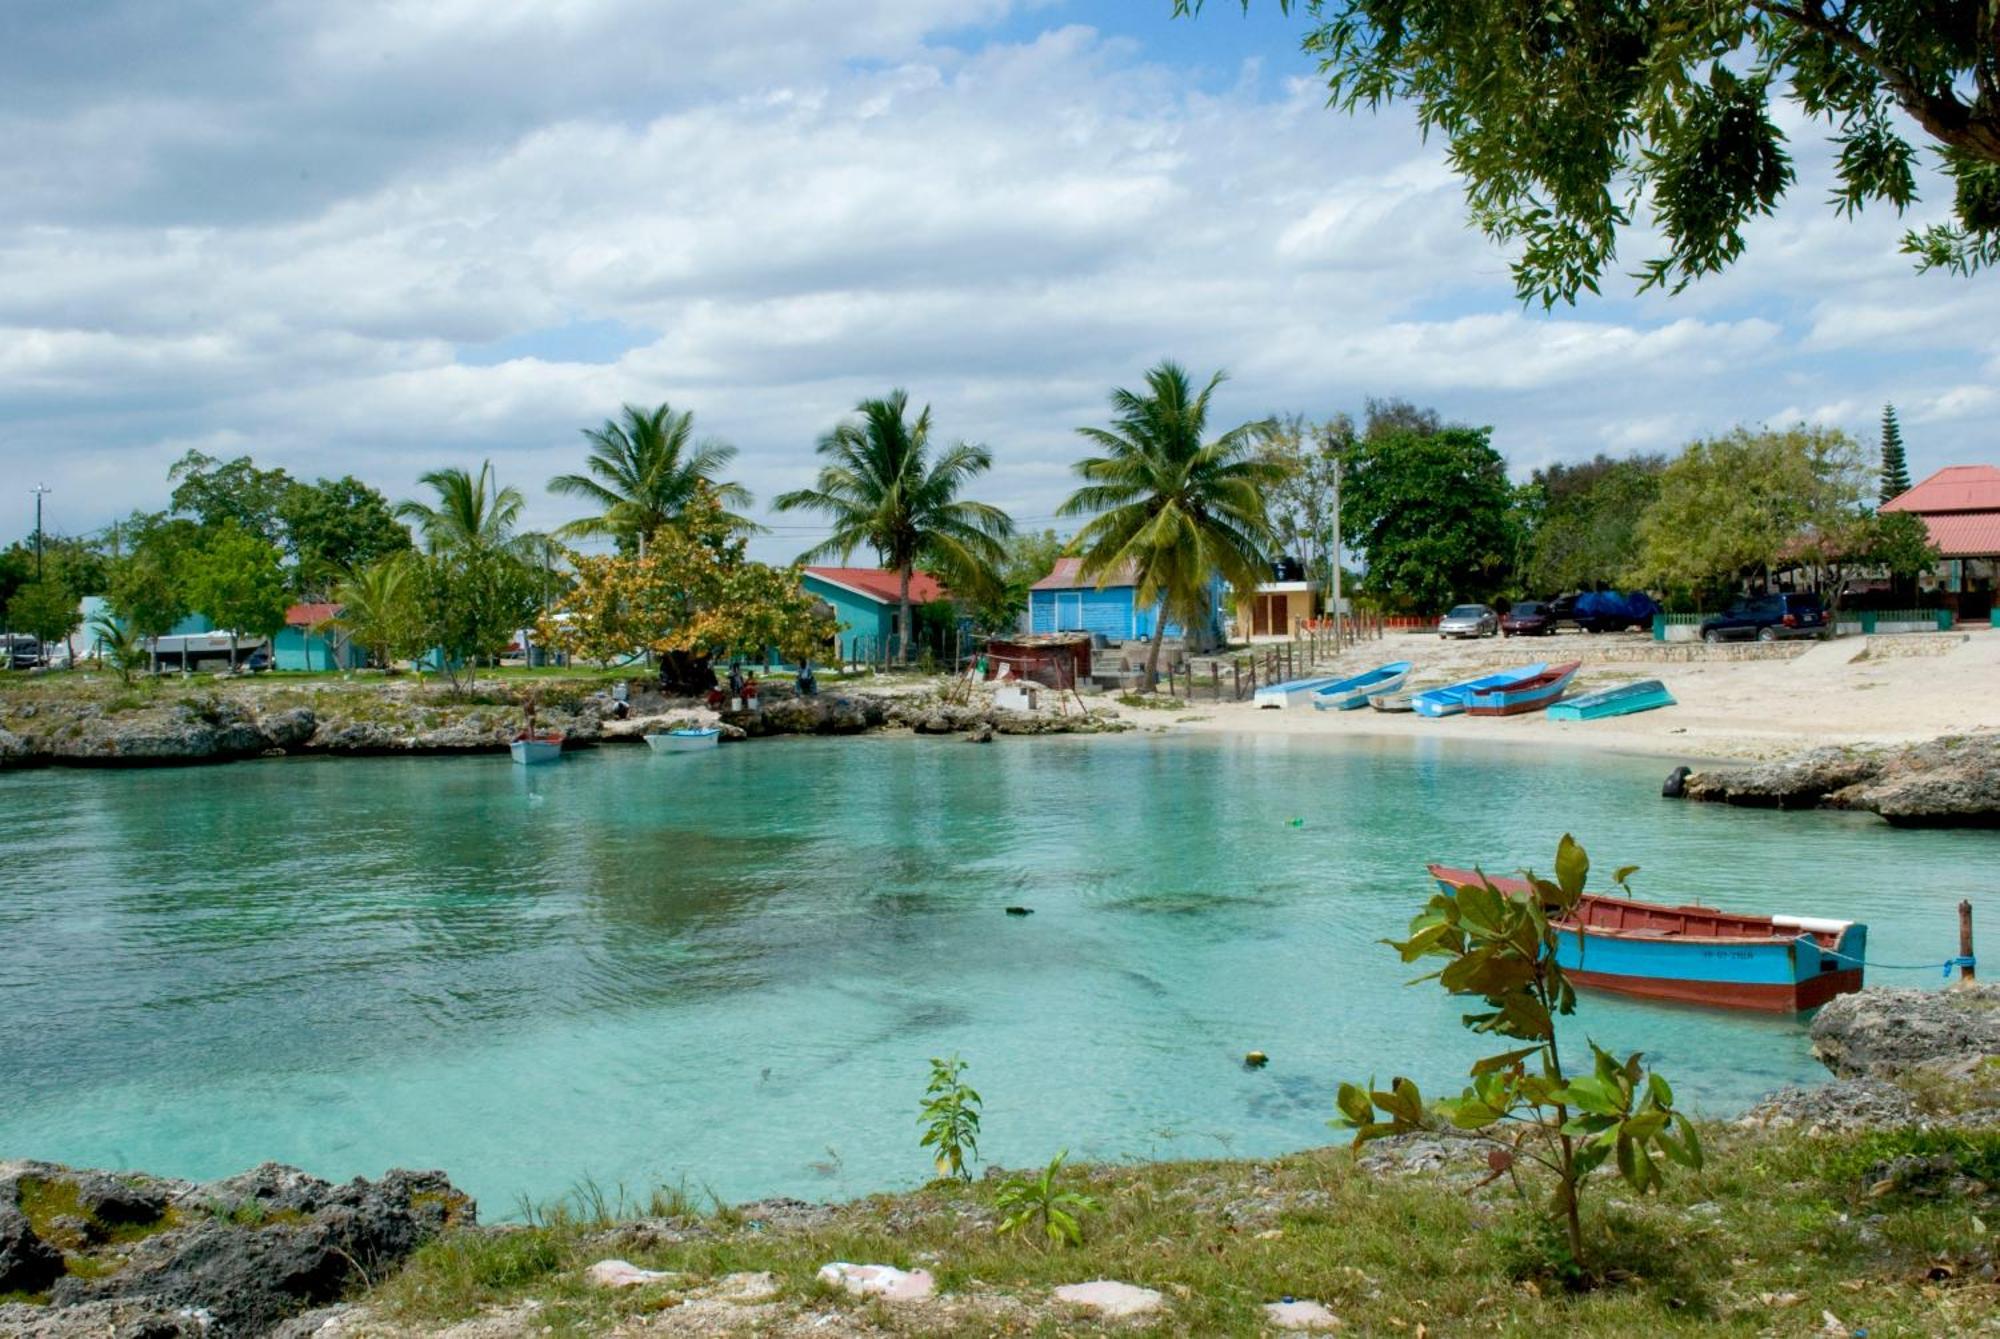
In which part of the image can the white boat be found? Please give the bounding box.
[1252,673,1344,709]
[646,726,721,753]
[1310,660,1413,711]
[510,732,564,765]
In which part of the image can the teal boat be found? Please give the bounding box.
[1547,679,1675,721]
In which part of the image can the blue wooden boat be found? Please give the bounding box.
[1410,663,1547,718]
[1253,672,1346,709]
[1430,865,1865,1012]
[1465,661,1581,716]
[1310,660,1414,711]
[1548,679,1676,721]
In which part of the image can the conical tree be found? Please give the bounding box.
[775,391,1012,662]
[1059,361,1284,690]
[1879,404,1912,505]
[550,402,754,553]
[395,461,524,553]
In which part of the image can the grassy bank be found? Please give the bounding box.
[350,1125,2000,1336]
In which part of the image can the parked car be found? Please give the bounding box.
[0,634,43,670]
[1437,604,1499,639]
[1500,601,1555,636]
[1699,592,1828,643]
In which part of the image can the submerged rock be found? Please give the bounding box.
[1810,984,2000,1081]
[1676,734,2000,826]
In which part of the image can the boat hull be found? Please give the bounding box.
[1254,675,1344,709]
[1429,865,1865,1013]
[510,737,563,765]
[1465,662,1580,716]
[1368,691,1416,712]
[1547,680,1675,721]
[647,729,721,752]
[1411,663,1547,718]
[1311,661,1413,711]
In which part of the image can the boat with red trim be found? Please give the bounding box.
[1464,661,1581,716]
[1428,864,1865,1012]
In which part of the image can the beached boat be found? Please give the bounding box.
[1547,679,1676,721]
[1369,690,1417,712]
[1429,865,1865,1012]
[1464,661,1581,717]
[1253,673,1344,709]
[1310,660,1414,711]
[1410,663,1547,718]
[646,726,721,753]
[510,732,564,765]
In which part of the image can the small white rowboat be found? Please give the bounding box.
[510,732,564,765]
[646,727,721,753]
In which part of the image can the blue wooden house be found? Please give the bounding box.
[1026,558,1222,642]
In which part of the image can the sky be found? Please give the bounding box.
[4,0,1997,564]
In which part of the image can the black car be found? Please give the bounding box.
[1500,601,1555,636]
[1700,592,1827,643]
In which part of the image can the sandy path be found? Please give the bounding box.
[1113,626,2000,763]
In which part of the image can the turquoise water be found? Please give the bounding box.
[0,734,1989,1214]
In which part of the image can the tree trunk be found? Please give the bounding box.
[898,564,913,666]
[1142,604,1165,691]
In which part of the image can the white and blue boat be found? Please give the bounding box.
[1253,672,1345,709]
[1410,663,1547,718]
[1310,660,1414,711]
[646,726,721,753]
[1465,661,1581,716]
[1548,679,1676,721]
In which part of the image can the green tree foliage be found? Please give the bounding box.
[1254,412,1353,579]
[550,402,754,552]
[5,578,80,651]
[1629,426,1869,604]
[182,523,291,670]
[1336,838,1701,1270]
[776,390,1012,663]
[993,1152,1098,1249]
[964,528,1069,632]
[1869,509,1941,587]
[327,556,422,670]
[409,546,541,693]
[397,461,527,554]
[0,544,33,619]
[168,450,294,545]
[279,476,412,595]
[1184,2,2000,298]
[918,1055,982,1182]
[87,613,148,685]
[1522,454,1666,596]
[1060,361,1282,686]
[1343,424,1513,612]
[105,530,193,642]
[1879,404,1912,504]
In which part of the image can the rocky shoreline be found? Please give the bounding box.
[1671,733,2000,826]
[0,679,1127,771]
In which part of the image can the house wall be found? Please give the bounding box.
[274,626,364,671]
[1234,589,1316,641]
[801,575,894,661]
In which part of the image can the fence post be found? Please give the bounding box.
[1959,900,1976,985]
[1232,659,1241,700]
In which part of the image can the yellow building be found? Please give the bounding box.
[1234,580,1321,642]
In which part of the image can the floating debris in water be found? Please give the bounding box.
[1287,817,1304,828]
[1004,906,1034,916]
[1244,1051,1269,1069]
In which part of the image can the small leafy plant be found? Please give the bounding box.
[994,1151,1098,1248]
[1335,836,1702,1271]
[918,1054,982,1181]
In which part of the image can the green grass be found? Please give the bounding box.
[358,1127,2000,1336]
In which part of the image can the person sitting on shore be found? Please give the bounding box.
[795,658,818,697]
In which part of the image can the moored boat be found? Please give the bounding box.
[646,726,722,753]
[1410,663,1547,718]
[510,732,564,765]
[1253,672,1345,709]
[1368,690,1417,712]
[1310,660,1414,711]
[1429,865,1865,1012]
[1548,679,1676,721]
[1464,661,1581,716]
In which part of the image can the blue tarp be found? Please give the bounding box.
[1574,591,1660,624]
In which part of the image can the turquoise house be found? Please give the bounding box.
[801,567,948,663]
[275,602,364,671]
[1027,558,1221,642]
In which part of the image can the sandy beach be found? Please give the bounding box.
[1128,625,2000,763]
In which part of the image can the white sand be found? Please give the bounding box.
[1119,626,2000,762]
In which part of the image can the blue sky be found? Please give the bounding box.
[3,1,1995,562]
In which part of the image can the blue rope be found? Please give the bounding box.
[1822,946,1976,978]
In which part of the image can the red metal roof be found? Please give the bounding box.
[1029,556,1140,590]
[285,602,340,627]
[802,567,947,604]
[1882,465,2000,514]
[1910,511,2000,558]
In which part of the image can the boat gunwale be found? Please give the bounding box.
[1427,864,1847,950]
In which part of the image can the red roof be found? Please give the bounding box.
[802,567,948,605]
[1029,556,1141,590]
[285,602,340,627]
[1882,465,2000,515]
[1908,512,2000,558]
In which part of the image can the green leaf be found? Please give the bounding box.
[1648,1072,1675,1109]
[1623,1110,1669,1141]
[1677,1114,1705,1169]
[1558,1076,1625,1117]
[1555,835,1588,900]
[1335,1081,1375,1126]
[1612,864,1640,886]
[1470,1046,1540,1077]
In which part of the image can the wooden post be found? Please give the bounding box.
[1232,659,1241,700]
[1959,900,1976,984]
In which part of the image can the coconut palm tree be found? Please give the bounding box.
[1059,361,1283,689]
[325,555,417,670]
[549,402,755,552]
[775,390,1013,662]
[395,461,524,553]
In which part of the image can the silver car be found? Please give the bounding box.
[1436,604,1499,639]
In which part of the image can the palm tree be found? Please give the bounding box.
[88,613,148,684]
[325,555,416,670]
[549,402,755,552]
[1059,361,1283,689]
[395,461,524,553]
[775,390,1013,662]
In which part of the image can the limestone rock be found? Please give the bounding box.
[0,1202,64,1295]
[966,723,995,743]
[1266,1298,1343,1330]
[1677,734,2000,827]
[584,1258,677,1289]
[1736,1078,1925,1132]
[1052,1280,1163,1317]
[0,727,27,768]
[816,1262,935,1301]
[1810,984,2000,1080]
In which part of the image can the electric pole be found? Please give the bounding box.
[1328,457,1343,653]
[30,483,52,580]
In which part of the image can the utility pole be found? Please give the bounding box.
[31,483,52,579]
[1328,457,1343,653]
